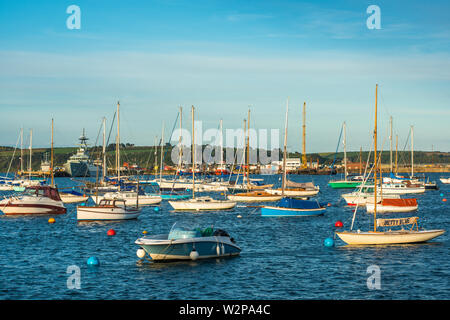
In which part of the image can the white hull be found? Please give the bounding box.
[380,184,425,194]
[0,185,15,191]
[157,180,202,190]
[60,193,89,204]
[440,178,450,184]
[365,203,418,213]
[227,194,282,202]
[168,197,236,211]
[265,188,319,197]
[336,229,445,245]
[199,183,229,192]
[342,193,400,206]
[93,193,162,206]
[77,206,142,220]
[0,196,66,215]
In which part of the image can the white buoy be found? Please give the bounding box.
[136,248,146,259]
[190,249,199,260]
[237,215,242,218]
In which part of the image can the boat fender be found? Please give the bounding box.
[136,248,146,259]
[216,244,220,256]
[190,249,199,260]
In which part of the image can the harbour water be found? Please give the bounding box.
[0,173,448,300]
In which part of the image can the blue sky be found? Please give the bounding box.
[0,0,449,153]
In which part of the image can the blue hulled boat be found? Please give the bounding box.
[260,99,326,217]
[135,222,241,262]
[261,197,326,217]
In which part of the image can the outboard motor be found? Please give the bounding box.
[212,229,230,238]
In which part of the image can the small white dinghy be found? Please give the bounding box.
[227,191,282,203]
[92,191,162,206]
[169,196,236,211]
[59,190,89,204]
[342,191,400,206]
[366,198,418,213]
[77,199,142,221]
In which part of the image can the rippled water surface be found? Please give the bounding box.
[0,173,449,300]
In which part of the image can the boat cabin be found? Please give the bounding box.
[98,198,128,207]
[24,186,62,201]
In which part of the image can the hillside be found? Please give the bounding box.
[0,145,449,173]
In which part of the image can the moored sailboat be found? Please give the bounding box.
[260,98,326,217]
[168,106,236,211]
[76,102,142,221]
[328,122,363,189]
[336,84,445,245]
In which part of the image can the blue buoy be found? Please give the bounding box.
[324,237,334,247]
[154,207,160,212]
[87,256,100,266]
[440,193,444,197]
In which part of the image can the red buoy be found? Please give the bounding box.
[335,221,343,228]
[443,198,447,202]
[107,229,116,236]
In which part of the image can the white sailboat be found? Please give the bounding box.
[77,102,142,221]
[336,84,445,245]
[342,186,401,206]
[93,190,161,206]
[0,120,66,216]
[227,108,281,203]
[59,191,89,204]
[169,106,236,211]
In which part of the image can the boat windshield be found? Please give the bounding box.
[168,221,215,239]
[24,187,62,201]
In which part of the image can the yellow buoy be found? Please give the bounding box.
[48,218,55,224]
[142,230,148,234]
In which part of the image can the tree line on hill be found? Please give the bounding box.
[0,144,448,173]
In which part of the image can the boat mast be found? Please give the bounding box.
[159,122,165,184]
[102,117,107,181]
[178,106,183,173]
[390,116,393,173]
[343,121,347,180]
[29,129,32,180]
[191,106,195,199]
[302,102,307,169]
[411,125,414,178]
[20,128,23,174]
[395,134,398,174]
[359,146,362,175]
[153,136,158,175]
[116,101,120,182]
[281,98,289,197]
[242,119,246,186]
[220,118,223,167]
[374,84,378,232]
[51,118,54,187]
[246,108,250,189]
